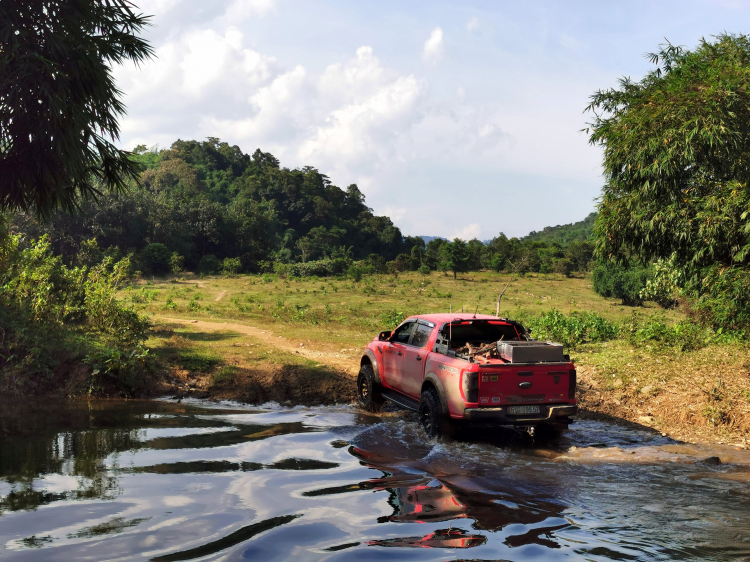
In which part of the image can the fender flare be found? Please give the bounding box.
[422,372,449,415]
[361,349,383,386]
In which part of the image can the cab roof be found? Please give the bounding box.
[407,313,509,324]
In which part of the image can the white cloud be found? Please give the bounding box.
[452,223,482,240]
[422,27,445,65]
[222,0,276,23]
[114,8,601,239]
[466,17,480,33]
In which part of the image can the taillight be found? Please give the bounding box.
[461,370,478,402]
[568,369,577,399]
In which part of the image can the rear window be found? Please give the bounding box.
[443,321,519,348]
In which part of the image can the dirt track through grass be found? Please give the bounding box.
[155,316,359,374]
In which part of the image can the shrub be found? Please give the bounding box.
[170,252,184,274]
[639,257,681,308]
[592,262,648,305]
[0,236,150,395]
[139,243,171,275]
[554,258,574,277]
[273,259,350,278]
[222,257,242,275]
[523,309,619,349]
[76,238,103,267]
[199,254,220,274]
[684,264,750,331]
[380,310,406,329]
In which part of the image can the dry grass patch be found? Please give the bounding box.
[575,341,750,446]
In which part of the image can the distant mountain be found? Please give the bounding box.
[417,236,448,244]
[520,212,597,245]
[417,213,596,246]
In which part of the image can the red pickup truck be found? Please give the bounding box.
[357,313,577,438]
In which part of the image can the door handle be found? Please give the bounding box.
[416,356,422,361]
[397,351,402,356]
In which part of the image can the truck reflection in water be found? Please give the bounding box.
[368,528,486,549]
[349,445,567,550]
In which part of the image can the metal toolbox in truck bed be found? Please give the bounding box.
[497,341,564,363]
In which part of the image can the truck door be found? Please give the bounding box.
[401,322,434,398]
[382,321,416,390]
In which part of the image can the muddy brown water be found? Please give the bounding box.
[1,400,749,561]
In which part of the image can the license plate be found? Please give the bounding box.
[508,405,540,415]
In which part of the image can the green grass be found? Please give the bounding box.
[125,270,684,350]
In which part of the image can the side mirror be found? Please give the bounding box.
[378,330,392,341]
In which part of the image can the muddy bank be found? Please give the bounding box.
[167,362,356,406]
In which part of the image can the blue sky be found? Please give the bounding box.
[116,0,750,239]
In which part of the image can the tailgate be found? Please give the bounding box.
[477,365,574,406]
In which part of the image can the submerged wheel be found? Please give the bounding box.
[532,423,567,441]
[357,364,385,412]
[418,387,444,438]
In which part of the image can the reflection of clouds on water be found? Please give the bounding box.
[2,401,750,560]
[163,495,195,507]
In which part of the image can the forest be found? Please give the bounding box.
[7,138,597,280]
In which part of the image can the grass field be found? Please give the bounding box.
[121,271,749,446]
[125,270,683,348]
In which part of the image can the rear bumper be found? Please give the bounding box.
[462,404,578,425]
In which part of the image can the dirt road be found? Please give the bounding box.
[155,316,360,374]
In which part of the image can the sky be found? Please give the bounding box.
[114,0,750,240]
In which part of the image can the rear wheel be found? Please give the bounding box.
[357,364,385,412]
[532,423,567,441]
[418,387,444,438]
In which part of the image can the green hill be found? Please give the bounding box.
[521,212,597,245]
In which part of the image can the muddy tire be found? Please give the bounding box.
[357,364,385,412]
[418,387,444,438]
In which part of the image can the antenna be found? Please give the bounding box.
[449,304,452,342]
[473,305,478,318]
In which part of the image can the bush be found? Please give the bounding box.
[76,238,103,267]
[0,236,150,395]
[523,309,619,349]
[554,258,574,277]
[199,254,220,274]
[684,264,750,331]
[380,310,406,329]
[624,313,711,351]
[639,257,680,308]
[273,259,350,278]
[139,243,171,275]
[592,262,648,305]
[170,252,184,274]
[222,257,242,275]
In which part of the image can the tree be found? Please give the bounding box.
[296,237,313,263]
[586,34,750,273]
[443,238,470,279]
[0,0,153,217]
[139,243,171,275]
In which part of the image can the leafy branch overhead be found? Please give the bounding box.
[0,0,154,217]
[586,33,750,271]
[587,33,750,330]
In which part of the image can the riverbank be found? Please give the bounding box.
[9,270,747,448]
[140,315,750,450]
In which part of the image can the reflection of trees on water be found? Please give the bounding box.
[0,400,322,515]
[0,400,197,514]
[0,427,142,514]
